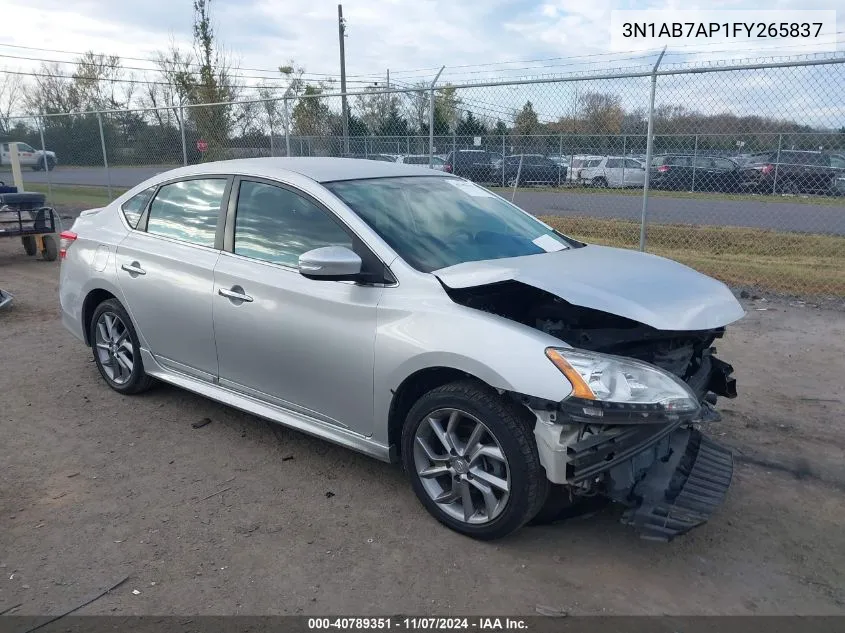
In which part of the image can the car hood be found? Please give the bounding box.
[434,244,745,331]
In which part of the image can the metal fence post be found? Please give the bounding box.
[179,106,188,166]
[691,133,698,192]
[558,134,563,186]
[429,66,445,167]
[502,134,506,186]
[96,112,113,201]
[284,97,291,157]
[638,47,666,252]
[621,134,626,188]
[37,116,52,206]
[772,133,783,194]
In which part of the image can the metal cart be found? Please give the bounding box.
[0,182,59,261]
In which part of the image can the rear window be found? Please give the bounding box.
[121,187,156,229]
[404,156,427,165]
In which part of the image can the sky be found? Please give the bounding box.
[0,0,843,127]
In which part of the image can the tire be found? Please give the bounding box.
[401,379,548,540]
[41,235,58,261]
[779,179,801,195]
[21,235,37,256]
[89,298,154,395]
[43,157,55,171]
[591,177,608,188]
[506,176,519,187]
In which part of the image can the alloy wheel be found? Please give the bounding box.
[412,408,510,525]
[94,311,134,385]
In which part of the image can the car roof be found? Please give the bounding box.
[141,157,448,184]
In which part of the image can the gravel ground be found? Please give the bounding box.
[1,237,844,616]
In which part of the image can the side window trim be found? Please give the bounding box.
[222,176,394,284]
[139,175,233,250]
[120,185,158,230]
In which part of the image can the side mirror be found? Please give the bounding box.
[298,246,362,281]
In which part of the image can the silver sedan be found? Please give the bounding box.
[59,158,743,541]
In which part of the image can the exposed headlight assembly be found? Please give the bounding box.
[545,347,700,422]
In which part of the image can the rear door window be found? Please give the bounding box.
[605,158,621,168]
[146,178,227,248]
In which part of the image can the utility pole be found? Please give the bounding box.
[386,69,390,89]
[338,4,349,154]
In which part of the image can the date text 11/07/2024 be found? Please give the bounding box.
[308,618,529,630]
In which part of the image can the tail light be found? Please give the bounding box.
[761,164,774,174]
[657,165,670,173]
[443,164,452,173]
[59,230,77,259]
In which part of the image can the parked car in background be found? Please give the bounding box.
[650,155,742,192]
[546,154,571,167]
[443,149,501,182]
[59,157,741,541]
[491,154,565,186]
[1,141,57,171]
[397,155,447,171]
[740,150,845,195]
[570,156,646,188]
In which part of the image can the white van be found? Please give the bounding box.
[569,155,645,188]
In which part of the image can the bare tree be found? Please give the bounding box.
[405,83,429,134]
[0,69,24,134]
[143,42,195,128]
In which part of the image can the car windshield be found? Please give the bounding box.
[325,176,572,273]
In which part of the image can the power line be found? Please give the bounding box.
[0,51,384,86]
[0,41,385,79]
[0,66,374,90]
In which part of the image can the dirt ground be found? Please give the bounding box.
[1,235,844,617]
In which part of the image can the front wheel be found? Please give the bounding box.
[401,380,548,540]
[591,177,608,188]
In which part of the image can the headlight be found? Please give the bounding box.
[545,347,699,419]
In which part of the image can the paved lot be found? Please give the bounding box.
[15,165,845,235]
[1,239,845,616]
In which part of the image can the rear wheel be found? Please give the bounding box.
[401,380,548,540]
[779,179,801,195]
[591,176,608,188]
[89,298,154,395]
[21,236,37,256]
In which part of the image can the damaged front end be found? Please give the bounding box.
[446,279,739,541]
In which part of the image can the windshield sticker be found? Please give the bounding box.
[446,179,495,198]
[532,234,567,253]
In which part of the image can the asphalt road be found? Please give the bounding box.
[17,165,845,235]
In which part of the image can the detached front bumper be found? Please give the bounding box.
[607,427,732,541]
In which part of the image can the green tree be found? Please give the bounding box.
[455,110,486,137]
[513,101,539,136]
[291,84,332,136]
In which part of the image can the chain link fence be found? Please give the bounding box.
[4,55,844,297]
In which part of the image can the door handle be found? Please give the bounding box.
[218,287,254,303]
[121,262,146,276]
